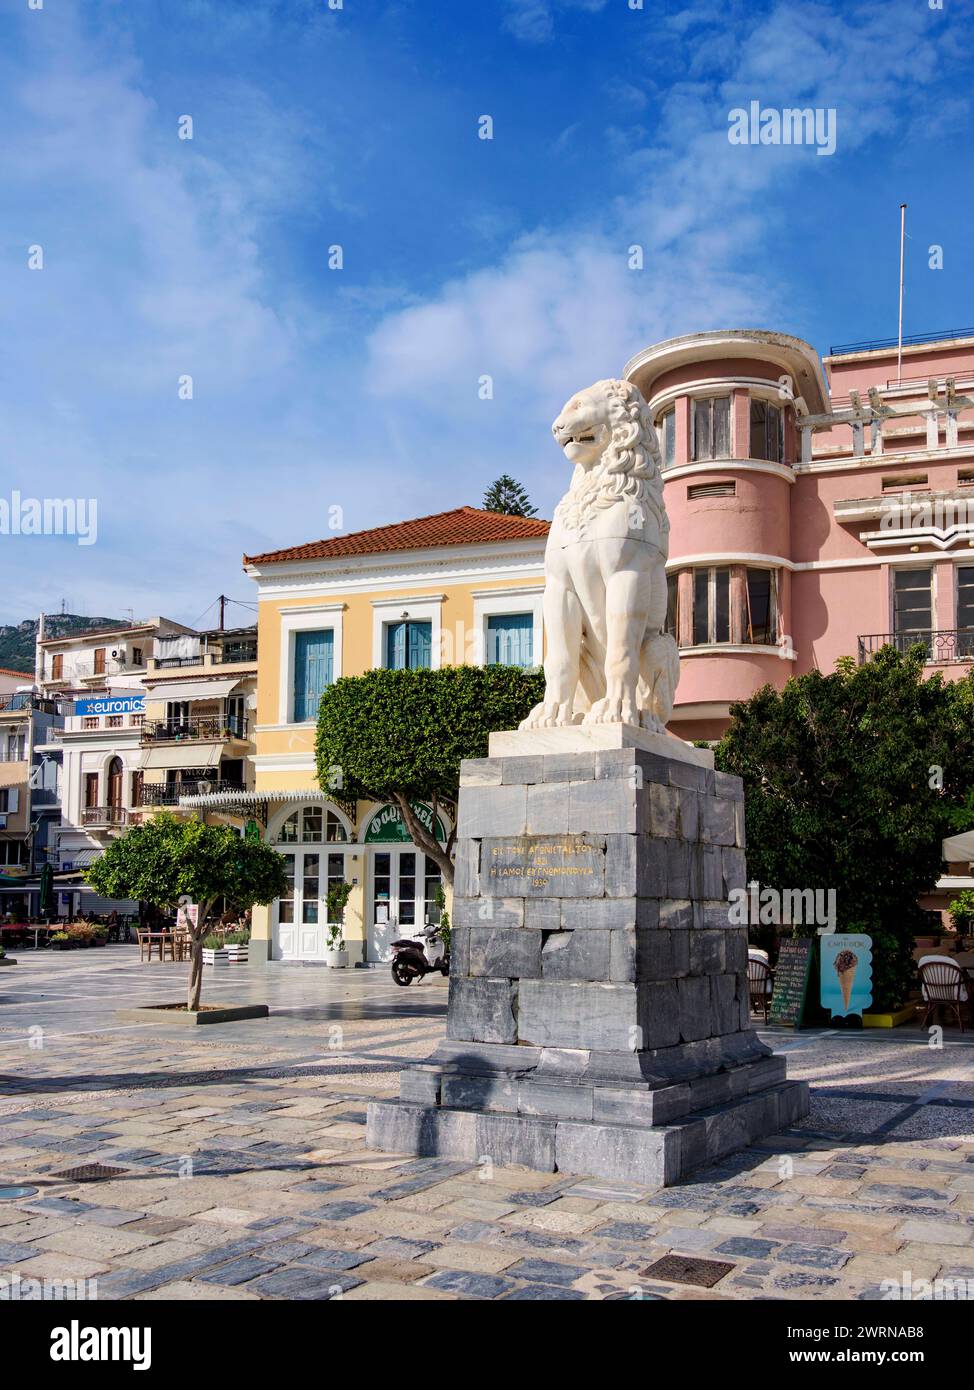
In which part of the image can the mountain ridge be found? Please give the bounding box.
[0,615,129,674]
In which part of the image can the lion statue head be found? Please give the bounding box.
[551,378,667,533]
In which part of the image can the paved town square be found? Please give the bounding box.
[2,950,973,1303]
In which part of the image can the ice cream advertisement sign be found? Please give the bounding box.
[820,934,873,1020]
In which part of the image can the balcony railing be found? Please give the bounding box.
[858,629,974,665]
[155,656,203,668]
[140,715,249,744]
[139,779,246,806]
[210,645,258,664]
[0,694,60,715]
[82,805,130,828]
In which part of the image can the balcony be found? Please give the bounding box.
[210,644,257,664]
[0,694,60,715]
[140,715,249,745]
[139,779,246,806]
[857,629,974,665]
[82,805,130,829]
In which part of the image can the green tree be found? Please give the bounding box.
[86,814,286,1011]
[482,474,537,517]
[316,665,544,885]
[714,647,974,1010]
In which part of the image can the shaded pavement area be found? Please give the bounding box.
[1,948,973,1301]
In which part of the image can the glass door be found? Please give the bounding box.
[274,848,347,961]
[368,847,442,961]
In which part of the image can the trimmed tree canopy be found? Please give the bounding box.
[714,647,974,1010]
[86,814,287,1010]
[316,665,544,882]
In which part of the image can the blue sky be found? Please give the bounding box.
[2,0,972,625]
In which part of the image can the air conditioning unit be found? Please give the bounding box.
[111,649,125,662]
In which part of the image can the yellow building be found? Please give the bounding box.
[197,506,548,966]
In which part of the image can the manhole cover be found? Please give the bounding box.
[640,1255,734,1288]
[0,1185,37,1200]
[51,1163,129,1183]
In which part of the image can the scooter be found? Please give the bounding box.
[390,922,450,985]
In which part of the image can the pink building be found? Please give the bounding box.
[624,329,974,740]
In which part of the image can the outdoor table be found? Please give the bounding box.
[141,931,176,962]
[0,923,52,950]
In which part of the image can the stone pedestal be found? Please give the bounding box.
[366,730,809,1186]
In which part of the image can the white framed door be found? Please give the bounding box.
[368,847,441,962]
[274,849,347,961]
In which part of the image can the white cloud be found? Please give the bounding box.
[370,0,949,402]
[503,0,610,45]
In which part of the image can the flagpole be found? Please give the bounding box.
[897,203,907,385]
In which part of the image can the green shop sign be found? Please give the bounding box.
[364,802,446,845]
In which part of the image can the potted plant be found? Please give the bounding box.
[92,927,108,947]
[203,929,250,966]
[432,883,451,956]
[67,922,95,948]
[50,931,71,951]
[0,942,13,967]
[325,881,353,967]
[949,890,974,944]
[202,932,229,967]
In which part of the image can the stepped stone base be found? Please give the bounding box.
[367,1036,808,1184]
[366,733,809,1188]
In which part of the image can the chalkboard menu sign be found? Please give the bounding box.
[768,938,815,1028]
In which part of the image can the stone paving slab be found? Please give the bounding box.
[1,949,974,1300]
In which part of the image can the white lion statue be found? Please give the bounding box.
[521,377,680,732]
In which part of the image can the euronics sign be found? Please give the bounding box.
[74,694,145,717]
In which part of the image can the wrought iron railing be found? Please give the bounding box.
[139,779,246,806]
[858,629,974,664]
[140,715,249,744]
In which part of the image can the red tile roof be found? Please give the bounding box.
[0,668,32,680]
[243,506,550,567]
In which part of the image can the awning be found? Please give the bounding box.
[181,787,322,808]
[140,742,222,770]
[63,849,102,869]
[942,830,974,862]
[144,677,240,701]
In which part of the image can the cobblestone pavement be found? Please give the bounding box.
[1,948,973,1301]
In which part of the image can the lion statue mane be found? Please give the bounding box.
[520,377,680,732]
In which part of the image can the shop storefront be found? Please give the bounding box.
[265,797,449,964]
[362,802,446,962]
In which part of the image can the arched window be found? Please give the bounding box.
[107,757,123,810]
[272,803,350,845]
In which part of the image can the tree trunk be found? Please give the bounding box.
[187,941,204,1013]
[186,899,215,1012]
[394,792,456,887]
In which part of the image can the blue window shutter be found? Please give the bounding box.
[409,622,432,669]
[386,621,406,670]
[387,621,431,669]
[293,630,333,721]
[486,614,533,667]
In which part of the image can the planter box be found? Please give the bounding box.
[0,957,17,966]
[203,945,249,967]
[116,1003,268,1026]
[864,1004,916,1028]
[326,949,348,969]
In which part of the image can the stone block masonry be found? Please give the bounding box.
[367,736,808,1187]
